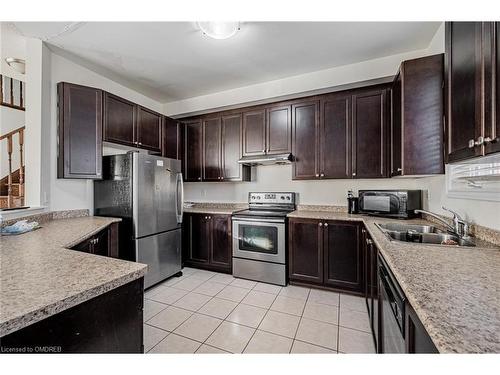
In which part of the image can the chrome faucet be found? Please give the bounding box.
[414,207,470,238]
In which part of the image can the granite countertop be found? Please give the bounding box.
[0,216,147,337]
[288,210,500,353]
[184,203,247,215]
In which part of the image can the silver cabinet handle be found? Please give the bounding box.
[204,216,208,219]
[315,173,319,177]
[468,139,475,148]
[324,223,328,227]
[221,176,224,180]
[318,222,323,227]
[262,149,265,153]
[208,216,212,220]
[320,173,325,177]
[484,137,492,143]
[198,177,201,181]
[397,168,402,172]
[474,136,484,146]
[352,172,356,177]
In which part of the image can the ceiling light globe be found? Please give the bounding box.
[197,22,240,40]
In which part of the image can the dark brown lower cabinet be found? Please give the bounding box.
[71,223,119,258]
[0,278,144,353]
[288,218,323,284]
[363,227,379,350]
[405,302,438,353]
[323,221,363,292]
[183,213,232,273]
[288,218,363,294]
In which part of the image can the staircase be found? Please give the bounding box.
[0,126,25,209]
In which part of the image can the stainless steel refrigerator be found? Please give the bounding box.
[94,152,184,289]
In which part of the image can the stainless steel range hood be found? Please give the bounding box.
[238,153,293,166]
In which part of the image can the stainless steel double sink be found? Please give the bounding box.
[375,222,476,247]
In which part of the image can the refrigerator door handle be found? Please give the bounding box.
[176,172,184,224]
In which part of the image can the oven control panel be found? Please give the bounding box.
[248,192,295,204]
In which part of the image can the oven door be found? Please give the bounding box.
[232,218,285,264]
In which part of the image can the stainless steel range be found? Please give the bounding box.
[232,192,296,286]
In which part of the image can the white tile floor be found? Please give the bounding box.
[143,267,376,354]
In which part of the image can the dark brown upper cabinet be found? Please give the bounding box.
[182,114,250,183]
[242,109,266,156]
[163,116,183,160]
[103,92,136,147]
[288,217,364,294]
[352,88,389,178]
[202,117,222,181]
[103,92,163,153]
[485,22,500,156]
[391,54,445,176]
[221,114,250,181]
[184,119,203,182]
[320,93,351,179]
[445,22,500,162]
[291,100,320,179]
[57,82,103,179]
[136,106,162,153]
[266,105,291,154]
[242,106,291,157]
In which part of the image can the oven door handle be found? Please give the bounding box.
[232,217,285,223]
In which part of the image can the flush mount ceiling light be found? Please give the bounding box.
[5,58,26,74]
[197,21,240,40]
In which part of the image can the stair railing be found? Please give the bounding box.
[0,125,25,208]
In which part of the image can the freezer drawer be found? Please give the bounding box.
[136,229,182,288]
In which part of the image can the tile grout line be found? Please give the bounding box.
[289,288,311,353]
[240,287,280,353]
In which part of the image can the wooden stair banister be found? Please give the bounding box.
[0,125,25,209]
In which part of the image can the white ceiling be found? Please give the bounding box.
[12,22,440,102]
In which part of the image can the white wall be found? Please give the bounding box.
[164,48,431,117]
[47,51,164,212]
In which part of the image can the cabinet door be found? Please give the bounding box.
[202,117,222,181]
[242,110,266,156]
[57,82,103,179]
[221,114,248,181]
[405,302,438,353]
[391,72,403,176]
[399,55,444,175]
[91,227,110,257]
[352,88,388,178]
[445,22,483,162]
[266,105,291,154]
[289,218,323,284]
[71,236,94,254]
[485,22,500,155]
[163,116,182,160]
[184,120,203,182]
[210,215,232,271]
[103,93,136,147]
[320,94,351,179]
[137,106,162,152]
[186,213,211,264]
[292,101,320,179]
[323,221,363,292]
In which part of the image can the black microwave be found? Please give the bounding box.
[358,190,422,219]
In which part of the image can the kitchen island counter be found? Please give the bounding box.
[0,215,147,338]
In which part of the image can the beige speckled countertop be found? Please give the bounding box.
[288,210,500,353]
[184,202,247,215]
[0,216,147,337]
